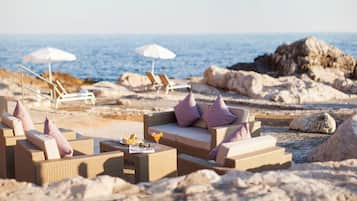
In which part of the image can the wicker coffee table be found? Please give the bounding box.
[100,140,177,183]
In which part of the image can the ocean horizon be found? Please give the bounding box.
[1,33,356,81]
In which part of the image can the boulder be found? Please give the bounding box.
[289,113,336,134]
[81,81,135,98]
[229,36,356,78]
[308,114,357,162]
[190,83,220,95]
[117,72,151,89]
[204,66,349,103]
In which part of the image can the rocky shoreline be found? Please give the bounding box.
[1,159,356,201]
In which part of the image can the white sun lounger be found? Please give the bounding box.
[158,74,191,94]
[53,80,96,108]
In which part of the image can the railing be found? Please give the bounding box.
[17,64,55,101]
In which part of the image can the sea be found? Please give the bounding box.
[0,33,356,82]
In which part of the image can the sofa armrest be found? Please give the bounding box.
[69,135,94,155]
[144,111,176,140]
[34,151,124,185]
[14,140,46,183]
[250,121,261,137]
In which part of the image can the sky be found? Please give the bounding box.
[0,0,356,34]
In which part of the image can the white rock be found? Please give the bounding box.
[289,113,336,134]
[81,81,135,98]
[117,72,152,89]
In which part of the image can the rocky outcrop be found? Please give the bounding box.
[1,160,357,201]
[81,81,134,98]
[0,68,48,89]
[289,113,336,134]
[204,66,349,103]
[117,72,151,90]
[308,114,357,162]
[229,36,356,78]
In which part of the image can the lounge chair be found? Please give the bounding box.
[158,74,191,94]
[146,72,162,91]
[52,80,96,108]
[177,135,292,175]
[14,133,124,185]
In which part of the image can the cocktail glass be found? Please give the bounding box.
[151,132,163,143]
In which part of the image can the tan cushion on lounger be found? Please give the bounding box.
[25,130,61,160]
[216,135,277,166]
[149,123,211,150]
[1,112,25,136]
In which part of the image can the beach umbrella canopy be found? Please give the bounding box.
[23,47,76,82]
[135,44,176,73]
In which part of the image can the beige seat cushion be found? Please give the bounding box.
[25,130,61,160]
[216,135,277,166]
[149,123,211,150]
[1,112,25,136]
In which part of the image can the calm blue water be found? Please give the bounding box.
[0,33,356,81]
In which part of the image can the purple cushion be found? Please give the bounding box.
[208,122,251,160]
[174,93,201,127]
[203,95,236,128]
[44,117,73,157]
[13,101,35,132]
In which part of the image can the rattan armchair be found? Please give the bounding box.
[14,135,124,185]
[0,122,76,178]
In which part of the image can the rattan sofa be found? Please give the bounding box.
[14,134,124,185]
[144,103,261,159]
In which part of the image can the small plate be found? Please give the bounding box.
[119,139,144,146]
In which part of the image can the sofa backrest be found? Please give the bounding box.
[25,130,61,160]
[193,103,250,128]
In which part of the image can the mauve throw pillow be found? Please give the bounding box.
[13,100,36,132]
[208,122,251,160]
[44,117,73,157]
[174,93,201,127]
[203,95,237,128]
